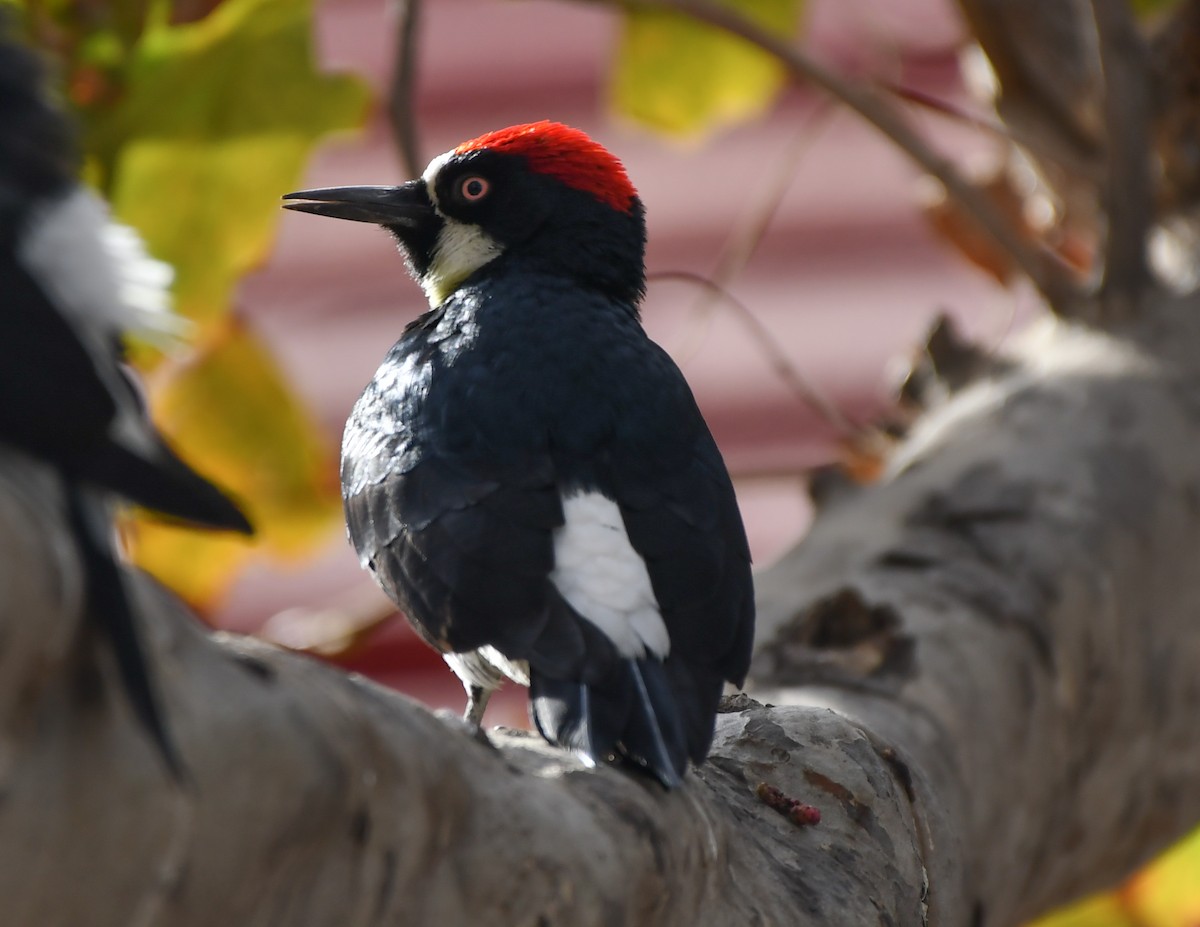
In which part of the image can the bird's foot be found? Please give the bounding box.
[434,708,496,750]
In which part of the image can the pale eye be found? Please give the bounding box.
[458,175,490,202]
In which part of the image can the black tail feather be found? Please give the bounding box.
[82,440,252,535]
[621,659,687,788]
[66,488,185,780]
[530,673,631,761]
[530,657,691,789]
[661,658,726,766]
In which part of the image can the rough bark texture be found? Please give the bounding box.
[5,0,1199,920]
[2,293,1200,927]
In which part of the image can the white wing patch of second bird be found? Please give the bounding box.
[550,490,669,660]
[17,187,182,346]
[17,186,182,458]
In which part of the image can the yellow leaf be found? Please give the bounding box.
[92,0,369,324]
[610,0,803,137]
[1030,894,1134,927]
[128,319,342,608]
[1123,826,1200,927]
[1028,826,1200,927]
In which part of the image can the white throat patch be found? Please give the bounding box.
[549,490,669,660]
[422,219,503,306]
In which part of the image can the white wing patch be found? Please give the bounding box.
[550,490,669,660]
[18,187,185,347]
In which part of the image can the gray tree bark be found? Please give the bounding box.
[2,294,1199,927]
[4,0,1199,923]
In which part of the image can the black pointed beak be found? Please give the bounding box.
[282,180,433,227]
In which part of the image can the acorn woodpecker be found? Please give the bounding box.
[0,19,252,777]
[285,121,754,788]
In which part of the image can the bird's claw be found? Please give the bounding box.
[434,708,497,750]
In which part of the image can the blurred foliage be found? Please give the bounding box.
[15,0,368,608]
[1131,0,1186,18]
[610,0,803,136]
[130,318,341,605]
[83,0,368,325]
[1033,826,1200,927]
[4,3,1199,920]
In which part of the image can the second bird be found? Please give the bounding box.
[284,121,754,788]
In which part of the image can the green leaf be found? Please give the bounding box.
[88,0,369,325]
[610,0,803,137]
[12,0,361,604]
[129,319,342,608]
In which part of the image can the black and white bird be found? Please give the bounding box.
[284,121,754,788]
[0,19,252,776]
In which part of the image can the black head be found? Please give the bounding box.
[284,121,646,307]
[0,13,77,224]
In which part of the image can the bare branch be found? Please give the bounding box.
[955,0,1105,175]
[651,269,859,437]
[7,291,1200,925]
[1091,0,1156,315]
[387,0,423,177]
[882,80,1093,174]
[577,0,1084,313]
[654,104,862,442]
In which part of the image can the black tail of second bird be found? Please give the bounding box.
[65,487,184,780]
[82,439,253,535]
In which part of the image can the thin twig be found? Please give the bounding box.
[883,82,1012,140]
[388,0,423,178]
[882,80,1088,174]
[651,270,858,437]
[708,102,835,306]
[575,0,1084,313]
[1091,0,1155,315]
[673,100,834,362]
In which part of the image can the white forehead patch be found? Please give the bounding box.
[421,151,455,211]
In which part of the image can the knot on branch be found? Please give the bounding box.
[895,315,1014,421]
[755,587,914,688]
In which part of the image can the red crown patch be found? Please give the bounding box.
[453,121,637,214]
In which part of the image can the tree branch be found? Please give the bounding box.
[580,0,1084,314]
[5,289,1200,925]
[1091,0,1156,315]
[955,0,1105,176]
[387,0,423,178]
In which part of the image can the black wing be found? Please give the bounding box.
[0,242,116,459]
[341,330,627,681]
[529,336,753,786]
[611,424,755,763]
[528,417,754,787]
[0,243,251,533]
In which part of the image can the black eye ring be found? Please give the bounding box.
[458,175,490,202]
